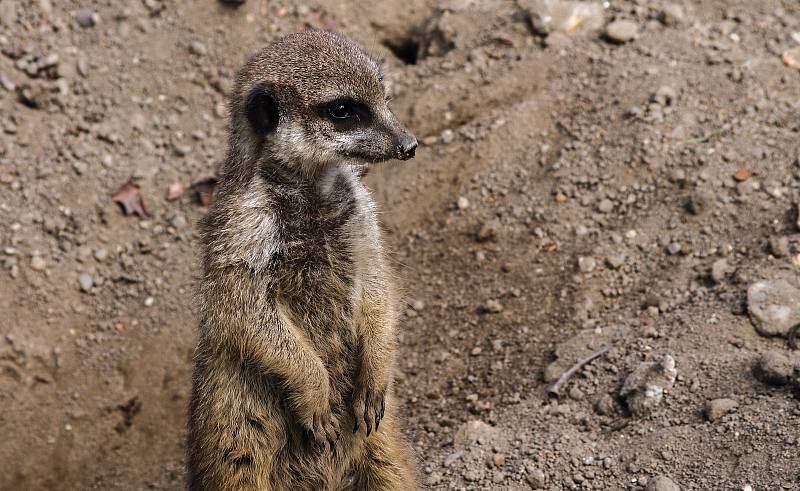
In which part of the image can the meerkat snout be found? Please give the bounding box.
[231,30,417,172]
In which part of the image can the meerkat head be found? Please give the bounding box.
[229,30,417,176]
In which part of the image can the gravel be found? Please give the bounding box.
[78,273,93,292]
[747,280,800,337]
[646,475,681,491]
[753,351,799,387]
[704,398,738,422]
[605,20,639,43]
[620,355,677,417]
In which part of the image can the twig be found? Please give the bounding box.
[546,345,611,397]
[684,127,728,145]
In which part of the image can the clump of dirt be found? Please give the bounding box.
[1,0,799,489]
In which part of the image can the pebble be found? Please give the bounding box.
[710,259,731,283]
[524,0,604,36]
[578,256,596,273]
[463,469,481,482]
[457,196,469,209]
[484,299,503,313]
[188,41,208,56]
[75,8,97,28]
[453,420,497,448]
[93,248,108,262]
[705,398,738,422]
[476,220,500,242]
[144,296,155,307]
[597,198,614,213]
[173,143,192,157]
[770,237,790,257]
[666,243,682,255]
[747,280,800,337]
[78,273,93,292]
[646,475,680,491]
[620,355,677,416]
[753,350,799,387]
[605,20,639,43]
[425,472,442,486]
[30,256,46,271]
[659,4,686,27]
[783,46,800,70]
[491,452,505,467]
[526,466,546,488]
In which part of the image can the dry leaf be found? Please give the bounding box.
[166,181,185,201]
[112,179,149,218]
[192,177,218,206]
[734,168,753,181]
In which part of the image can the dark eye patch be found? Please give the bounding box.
[317,98,371,129]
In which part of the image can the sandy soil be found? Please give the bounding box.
[1,0,800,489]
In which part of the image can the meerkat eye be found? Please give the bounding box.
[320,99,370,127]
[329,102,354,120]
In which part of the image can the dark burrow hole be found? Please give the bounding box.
[384,37,420,65]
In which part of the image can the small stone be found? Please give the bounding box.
[75,8,97,28]
[463,469,481,482]
[685,193,709,215]
[594,393,616,415]
[705,398,738,422]
[457,196,469,209]
[144,296,155,307]
[597,198,614,213]
[605,20,639,43]
[578,256,596,273]
[440,129,455,144]
[606,254,625,269]
[484,299,503,314]
[173,143,192,157]
[710,259,732,283]
[188,41,208,56]
[78,273,93,292]
[646,475,680,491]
[659,4,685,27]
[526,466,546,489]
[770,237,790,258]
[747,280,800,337]
[524,0,604,36]
[620,355,677,417]
[753,351,799,386]
[169,213,188,229]
[476,220,500,242]
[30,256,46,271]
[72,161,88,175]
[93,248,108,262]
[425,472,442,486]
[453,420,497,448]
[411,300,425,311]
[783,46,800,70]
[492,452,505,467]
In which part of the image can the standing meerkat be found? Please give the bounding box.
[187,31,418,490]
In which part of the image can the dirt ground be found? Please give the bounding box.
[2,0,800,489]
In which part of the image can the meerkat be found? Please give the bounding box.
[187,31,418,491]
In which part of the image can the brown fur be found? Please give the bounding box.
[187,30,418,490]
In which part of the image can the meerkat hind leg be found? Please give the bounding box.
[346,418,416,491]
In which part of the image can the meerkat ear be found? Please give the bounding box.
[245,84,279,137]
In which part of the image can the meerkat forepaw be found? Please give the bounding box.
[305,408,341,452]
[353,386,387,437]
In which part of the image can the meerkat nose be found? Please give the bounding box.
[396,134,418,160]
